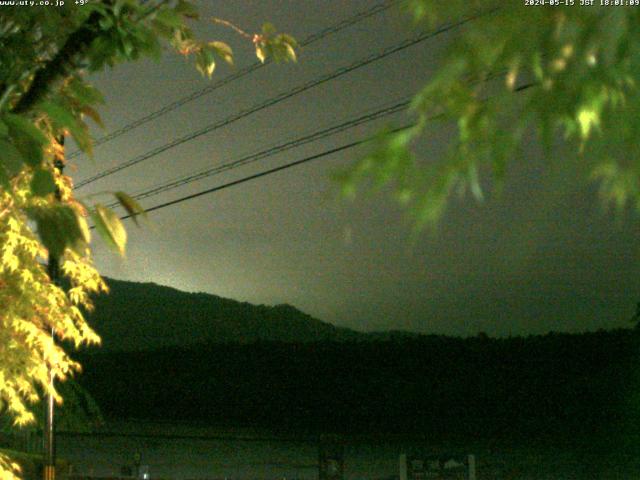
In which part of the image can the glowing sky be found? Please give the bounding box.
[73,0,639,337]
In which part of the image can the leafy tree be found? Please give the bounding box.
[0,2,295,477]
[0,380,104,437]
[343,1,640,229]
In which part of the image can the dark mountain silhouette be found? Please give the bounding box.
[86,278,368,351]
[78,278,640,449]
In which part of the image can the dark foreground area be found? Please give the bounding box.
[6,424,640,480]
[76,328,640,448]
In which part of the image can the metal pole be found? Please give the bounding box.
[399,454,407,480]
[468,454,476,480]
[44,136,64,480]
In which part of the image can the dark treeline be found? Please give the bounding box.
[85,278,362,351]
[76,328,640,445]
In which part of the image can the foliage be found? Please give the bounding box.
[253,22,298,64]
[0,453,19,480]
[0,0,295,474]
[86,277,358,352]
[0,380,103,436]
[341,1,640,229]
[0,448,69,480]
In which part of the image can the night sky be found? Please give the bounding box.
[72,0,639,337]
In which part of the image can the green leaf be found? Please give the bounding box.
[258,34,298,63]
[195,48,215,78]
[2,114,48,167]
[0,167,9,189]
[113,191,146,226]
[30,168,56,197]
[27,205,86,258]
[577,106,600,140]
[113,0,131,18]
[255,44,266,63]
[98,15,114,30]
[91,204,127,256]
[284,42,297,62]
[175,0,199,19]
[120,36,135,58]
[39,101,92,155]
[0,138,26,176]
[467,163,484,201]
[278,33,298,48]
[81,106,105,129]
[87,36,117,70]
[67,78,105,106]
[208,41,233,65]
[155,7,183,30]
[151,18,174,38]
[275,34,298,62]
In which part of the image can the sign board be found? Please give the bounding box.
[400,453,476,480]
[138,465,149,480]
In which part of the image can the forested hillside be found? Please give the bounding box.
[77,328,640,445]
[86,278,362,351]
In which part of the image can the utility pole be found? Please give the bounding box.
[44,136,64,480]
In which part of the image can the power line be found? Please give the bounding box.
[101,81,536,225]
[105,98,411,209]
[67,1,399,160]
[114,125,409,223]
[75,14,478,189]
[90,82,538,229]
[104,62,516,211]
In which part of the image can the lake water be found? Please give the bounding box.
[58,421,407,480]
[56,420,640,480]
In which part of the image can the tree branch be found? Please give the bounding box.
[11,11,103,115]
[211,18,252,39]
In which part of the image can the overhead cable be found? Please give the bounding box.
[67,0,400,160]
[106,98,411,208]
[112,124,410,223]
[76,13,479,189]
